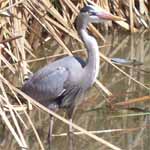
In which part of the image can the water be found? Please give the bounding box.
[0,30,150,150]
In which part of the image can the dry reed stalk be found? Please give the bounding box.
[0,75,45,150]
[139,0,144,14]
[52,124,150,137]
[0,53,16,73]
[0,2,43,147]
[0,35,22,44]
[40,0,69,27]
[0,84,28,149]
[24,40,36,58]
[1,42,18,63]
[45,13,81,42]
[110,113,150,118]
[11,1,28,76]
[0,44,111,70]
[114,96,150,106]
[99,52,150,90]
[0,106,26,149]
[129,0,134,32]
[95,80,112,96]
[133,7,148,28]
[23,110,45,150]
[24,2,72,55]
[0,0,23,13]
[10,0,32,110]
[3,104,28,129]
[1,83,28,148]
[11,87,45,149]
[28,0,80,44]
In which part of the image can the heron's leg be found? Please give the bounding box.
[47,101,59,149]
[68,118,74,150]
[69,118,73,134]
[67,107,76,150]
[48,115,54,150]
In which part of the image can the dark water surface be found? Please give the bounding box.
[1,30,150,150]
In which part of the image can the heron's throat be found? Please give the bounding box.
[79,29,100,86]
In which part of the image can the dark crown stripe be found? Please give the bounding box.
[80,5,94,13]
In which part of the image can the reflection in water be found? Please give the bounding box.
[1,31,150,150]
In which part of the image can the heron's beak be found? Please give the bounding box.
[97,11,125,21]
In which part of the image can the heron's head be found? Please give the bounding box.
[75,4,124,29]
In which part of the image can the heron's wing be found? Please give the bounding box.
[62,85,84,107]
[60,85,85,117]
[22,66,69,101]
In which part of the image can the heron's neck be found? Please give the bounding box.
[79,29,100,86]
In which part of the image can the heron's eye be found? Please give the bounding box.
[89,12,97,16]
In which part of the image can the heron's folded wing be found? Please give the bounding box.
[61,86,84,108]
[22,67,69,101]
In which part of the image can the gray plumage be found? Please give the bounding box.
[22,56,85,115]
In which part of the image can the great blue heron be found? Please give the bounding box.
[22,4,123,149]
